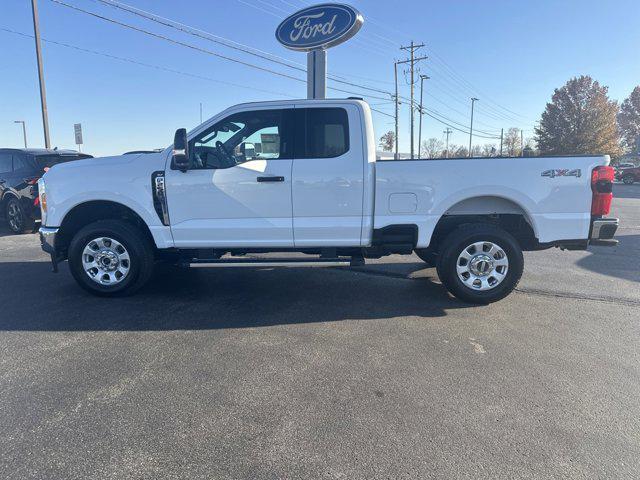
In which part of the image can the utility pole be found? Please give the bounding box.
[31,0,50,149]
[14,121,27,148]
[499,128,504,157]
[394,61,399,160]
[443,128,452,158]
[418,74,429,159]
[521,129,524,157]
[398,42,427,158]
[468,97,479,157]
[199,103,203,124]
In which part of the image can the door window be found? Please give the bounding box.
[0,154,12,174]
[189,109,294,169]
[296,108,349,159]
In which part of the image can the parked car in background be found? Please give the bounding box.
[615,162,636,171]
[615,165,640,185]
[0,148,92,233]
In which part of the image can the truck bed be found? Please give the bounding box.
[373,155,609,247]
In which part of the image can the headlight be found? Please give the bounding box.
[37,178,47,224]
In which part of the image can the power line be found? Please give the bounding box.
[50,0,307,82]
[93,0,306,71]
[91,0,394,98]
[369,107,394,118]
[46,0,504,139]
[0,27,297,98]
[44,2,396,104]
[145,0,502,134]
[351,12,535,124]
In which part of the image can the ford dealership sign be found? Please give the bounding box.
[276,3,364,51]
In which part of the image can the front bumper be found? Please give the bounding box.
[39,227,60,272]
[590,218,619,246]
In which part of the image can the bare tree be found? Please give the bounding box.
[503,128,522,157]
[470,145,482,157]
[481,144,497,156]
[421,138,444,158]
[378,131,395,152]
[448,144,469,158]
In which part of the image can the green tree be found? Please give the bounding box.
[617,86,640,152]
[378,131,395,152]
[535,76,621,157]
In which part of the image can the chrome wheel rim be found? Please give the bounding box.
[456,241,509,291]
[82,237,131,285]
[7,203,22,231]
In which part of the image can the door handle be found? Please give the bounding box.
[256,176,285,183]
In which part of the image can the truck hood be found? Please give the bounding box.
[44,151,167,179]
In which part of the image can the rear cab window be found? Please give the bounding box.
[296,108,350,159]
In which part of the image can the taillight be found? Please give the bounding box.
[34,196,40,207]
[591,166,614,216]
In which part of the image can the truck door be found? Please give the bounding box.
[291,105,364,246]
[165,108,295,248]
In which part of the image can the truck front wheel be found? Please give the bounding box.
[436,224,523,304]
[68,220,154,296]
[622,174,635,185]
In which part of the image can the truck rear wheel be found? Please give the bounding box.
[436,224,523,304]
[68,220,154,297]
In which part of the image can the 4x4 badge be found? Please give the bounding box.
[541,169,582,178]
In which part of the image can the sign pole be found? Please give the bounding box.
[307,49,327,99]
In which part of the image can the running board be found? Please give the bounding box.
[186,257,360,268]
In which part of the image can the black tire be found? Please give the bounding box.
[622,174,635,185]
[68,220,155,297]
[5,197,35,234]
[414,248,437,267]
[436,223,524,304]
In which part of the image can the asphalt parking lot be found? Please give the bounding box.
[1,184,638,479]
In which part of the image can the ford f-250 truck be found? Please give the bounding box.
[38,99,619,303]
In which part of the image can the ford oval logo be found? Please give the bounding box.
[276,3,364,51]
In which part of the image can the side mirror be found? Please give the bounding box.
[172,128,189,172]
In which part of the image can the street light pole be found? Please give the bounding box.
[394,61,399,160]
[14,121,27,148]
[31,0,51,149]
[468,97,479,157]
[418,74,429,159]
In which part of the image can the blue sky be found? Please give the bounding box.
[1,0,639,156]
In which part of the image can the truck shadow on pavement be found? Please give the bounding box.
[575,234,640,283]
[0,261,472,331]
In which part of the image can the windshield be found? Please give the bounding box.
[34,154,92,169]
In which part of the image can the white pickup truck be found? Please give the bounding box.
[38,99,618,303]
